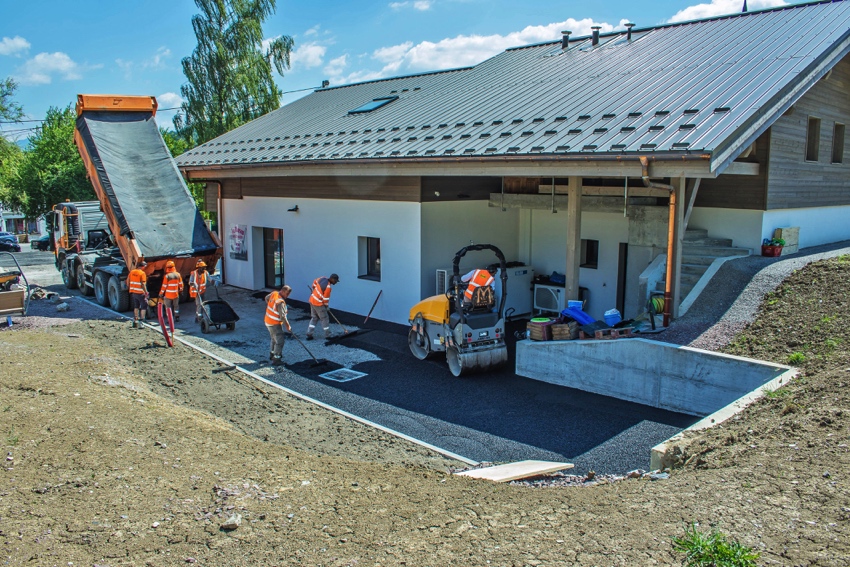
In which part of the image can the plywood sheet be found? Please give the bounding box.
[455,460,574,482]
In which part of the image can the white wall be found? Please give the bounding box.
[687,207,763,250]
[222,196,421,325]
[420,201,520,297]
[763,205,850,248]
[528,209,629,319]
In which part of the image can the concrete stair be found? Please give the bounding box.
[655,228,751,302]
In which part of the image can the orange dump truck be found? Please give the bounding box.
[53,95,222,311]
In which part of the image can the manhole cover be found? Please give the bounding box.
[319,369,367,382]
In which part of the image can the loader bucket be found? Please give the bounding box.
[446,344,508,377]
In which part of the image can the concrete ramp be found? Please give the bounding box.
[516,338,792,416]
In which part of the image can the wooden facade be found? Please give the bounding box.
[765,56,850,210]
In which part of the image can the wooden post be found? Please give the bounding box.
[682,178,701,230]
[671,176,686,317]
[566,176,582,301]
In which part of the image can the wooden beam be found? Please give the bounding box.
[566,177,582,302]
[682,178,701,230]
[489,193,659,213]
[537,184,670,197]
[723,161,760,175]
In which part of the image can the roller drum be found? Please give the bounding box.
[446,344,508,377]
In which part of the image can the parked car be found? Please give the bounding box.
[30,234,52,251]
[0,231,18,243]
[0,238,21,252]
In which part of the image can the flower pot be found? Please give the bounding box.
[761,245,783,257]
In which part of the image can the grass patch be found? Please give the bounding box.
[763,386,791,400]
[787,352,806,365]
[672,523,760,567]
[7,426,19,446]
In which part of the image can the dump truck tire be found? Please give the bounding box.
[76,263,93,296]
[108,276,130,312]
[94,272,110,306]
[61,260,78,290]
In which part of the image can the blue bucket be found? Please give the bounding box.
[603,309,622,327]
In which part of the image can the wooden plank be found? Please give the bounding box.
[455,460,574,482]
[537,184,669,197]
[671,177,685,317]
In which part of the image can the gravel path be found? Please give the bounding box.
[659,240,850,349]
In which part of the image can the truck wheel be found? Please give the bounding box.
[76,264,93,296]
[108,276,130,312]
[61,260,78,290]
[94,272,110,306]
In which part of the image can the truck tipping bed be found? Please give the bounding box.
[73,95,220,269]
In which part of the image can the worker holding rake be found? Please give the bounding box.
[264,284,293,367]
[306,273,339,340]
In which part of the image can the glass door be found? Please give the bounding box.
[263,228,284,288]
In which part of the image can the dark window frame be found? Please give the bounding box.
[805,116,821,162]
[832,122,845,164]
[580,239,599,269]
[348,96,399,115]
[358,236,381,281]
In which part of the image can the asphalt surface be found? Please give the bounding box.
[7,247,697,474]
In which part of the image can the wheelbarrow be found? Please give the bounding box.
[199,284,239,334]
[0,252,30,326]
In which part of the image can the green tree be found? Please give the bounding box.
[0,77,23,121]
[0,137,23,207]
[175,0,294,145]
[8,106,93,218]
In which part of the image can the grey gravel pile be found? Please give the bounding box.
[658,240,850,350]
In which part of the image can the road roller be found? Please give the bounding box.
[408,244,509,377]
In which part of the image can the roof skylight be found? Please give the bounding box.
[348,96,399,114]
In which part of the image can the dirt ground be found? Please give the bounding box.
[1,256,849,566]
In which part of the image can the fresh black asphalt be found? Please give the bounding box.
[269,308,697,475]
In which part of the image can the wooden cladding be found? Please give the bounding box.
[766,55,850,210]
[694,131,769,210]
[218,176,420,201]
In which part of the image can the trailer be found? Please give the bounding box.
[54,95,222,312]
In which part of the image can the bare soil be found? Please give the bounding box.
[1,256,849,566]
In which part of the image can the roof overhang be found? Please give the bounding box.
[181,153,726,181]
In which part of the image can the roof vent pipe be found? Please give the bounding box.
[625,22,635,41]
[561,30,572,50]
[591,26,601,46]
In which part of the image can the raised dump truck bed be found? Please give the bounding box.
[55,95,222,312]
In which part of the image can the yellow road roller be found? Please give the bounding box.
[408,244,509,376]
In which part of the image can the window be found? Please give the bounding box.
[832,123,845,164]
[580,239,599,269]
[348,96,398,115]
[806,116,821,162]
[358,236,381,281]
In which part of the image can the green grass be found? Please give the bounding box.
[787,352,806,365]
[763,386,791,399]
[6,426,18,447]
[672,523,760,567]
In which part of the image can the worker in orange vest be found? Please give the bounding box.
[127,259,149,328]
[461,267,496,304]
[306,273,339,340]
[189,260,209,323]
[264,284,293,367]
[159,260,184,323]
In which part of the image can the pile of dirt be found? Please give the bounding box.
[1,256,848,565]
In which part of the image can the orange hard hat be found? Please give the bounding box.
[165,260,176,269]
[196,260,207,268]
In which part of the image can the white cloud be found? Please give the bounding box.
[390,1,431,10]
[115,47,171,79]
[15,52,82,85]
[291,42,327,70]
[323,54,348,78]
[155,92,184,128]
[668,0,787,23]
[304,25,320,37]
[0,36,30,57]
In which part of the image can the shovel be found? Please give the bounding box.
[290,333,329,367]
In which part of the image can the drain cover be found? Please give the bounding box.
[319,368,367,382]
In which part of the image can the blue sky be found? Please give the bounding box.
[1,0,797,141]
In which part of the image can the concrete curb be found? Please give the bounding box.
[77,296,479,467]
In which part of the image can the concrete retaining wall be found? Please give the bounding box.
[515,338,791,416]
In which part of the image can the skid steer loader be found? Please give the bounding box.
[408,244,509,377]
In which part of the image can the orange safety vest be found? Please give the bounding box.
[464,269,495,301]
[127,269,147,295]
[309,277,332,307]
[264,291,286,325]
[160,272,183,300]
[189,270,208,298]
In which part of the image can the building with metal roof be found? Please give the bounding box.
[177,0,850,328]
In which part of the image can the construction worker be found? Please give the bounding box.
[159,260,184,323]
[264,284,293,367]
[127,259,149,328]
[189,260,209,322]
[306,273,339,340]
[461,267,496,304]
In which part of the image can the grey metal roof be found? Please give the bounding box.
[178,0,850,174]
